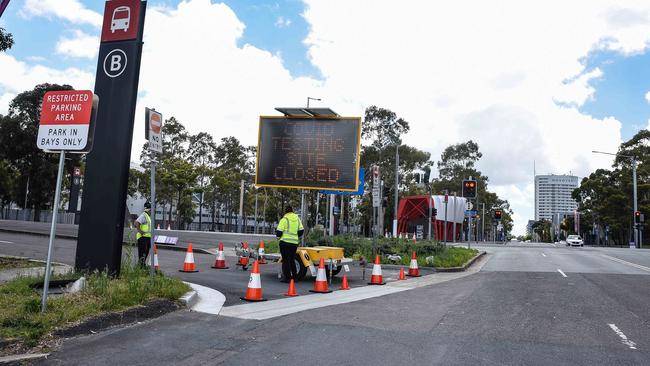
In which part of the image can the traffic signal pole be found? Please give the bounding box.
[633,158,639,248]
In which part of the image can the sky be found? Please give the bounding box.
[2,0,650,235]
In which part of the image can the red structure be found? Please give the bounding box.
[396,195,463,240]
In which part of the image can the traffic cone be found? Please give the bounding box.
[157,224,160,230]
[148,244,159,270]
[310,258,333,293]
[368,255,385,285]
[211,242,229,269]
[408,251,421,277]
[340,274,350,290]
[258,241,267,264]
[240,260,267,302]
[179,243,199,272]
[284,279,298,297]
[398,267,406,280]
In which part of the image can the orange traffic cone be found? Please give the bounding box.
[284,279,298,297]
[398,267,406,280]
[258,241,267,264]
[408,251,421,277]
[166,224,171,230]
[148,244,159,270]
[156,224,160,230]
[211,242,229,269]
[241,260,267,302]
[236,242,250,270]
[179,243,199,272]
[340,274,350,290]
[310,258,333,293]
[368,255,385,285]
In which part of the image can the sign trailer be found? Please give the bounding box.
[37,90,98,312]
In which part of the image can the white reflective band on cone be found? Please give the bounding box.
[217,251,225,260]
[316,268,327,281]
[410,259,418,269]
[259,248,265,255]
[249,273,262,288]
[371,264,382,276]
[184,252,194,264]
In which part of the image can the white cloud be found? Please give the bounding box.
[21,0,102,28]
[56,30,98,59]
[275,16,291,28]
[645,91,650,103]
[0,53,94,115]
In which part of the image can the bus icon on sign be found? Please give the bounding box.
[111,6,131,33]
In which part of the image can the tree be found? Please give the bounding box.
[188,132,216,230]
[362,106,410,149]
[0,28,13,52]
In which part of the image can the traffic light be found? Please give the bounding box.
[494,210,502,220]
[462,179,477,198]
[635,211,641,224]
[432,208,438,217]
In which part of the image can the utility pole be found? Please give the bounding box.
[254,188,259,234]
[482,203,485,242]
[427,183,432,240]
[393,143,399,237]
[238,179,244,233]
[452,192,457,243]
[443,190,448,244]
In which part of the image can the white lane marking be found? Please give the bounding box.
[608,323,637,350]
[0,240,14,244]
[557,269,567,277]
[601,254,650,273]
[551,243,556,247]
[541,253,547,257]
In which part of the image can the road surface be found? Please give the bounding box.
[1,231,649,365]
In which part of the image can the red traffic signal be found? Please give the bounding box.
[494,210,502,220]
[462,179,477,198]
[635,211,641,224]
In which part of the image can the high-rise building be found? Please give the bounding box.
[535,175,579,221]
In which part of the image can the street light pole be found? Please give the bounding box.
[592,150,639,248]
[393,143,399,237]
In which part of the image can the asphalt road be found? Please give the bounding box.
[3,231,650,364]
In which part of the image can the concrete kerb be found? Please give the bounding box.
[181,282,226,315]
[0,352,50,365]
[434,251,486,272]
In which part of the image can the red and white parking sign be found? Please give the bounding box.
[37,90,97,151]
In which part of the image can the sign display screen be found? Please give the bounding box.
[256,117,361,191]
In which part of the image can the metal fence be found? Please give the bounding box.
[0,208,76,224]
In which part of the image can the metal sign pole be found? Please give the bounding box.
[41,150,65,312]
[149,159,156,279]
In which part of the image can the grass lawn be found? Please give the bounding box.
[431,247,479,268]
[0,258,45,270]
[0,262,189,349]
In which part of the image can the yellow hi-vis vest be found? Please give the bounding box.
[136,212,152,240]
[277,212,303,244]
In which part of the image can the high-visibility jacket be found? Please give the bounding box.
[136,212,152,240]
[276,212,303,244]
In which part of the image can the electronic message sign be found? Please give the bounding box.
[256,117,361,191]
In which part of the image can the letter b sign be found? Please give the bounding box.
[103,49,128,78]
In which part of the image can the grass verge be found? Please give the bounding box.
[261,232,478,268]
[0,257,45,270]
[0,259,189,350]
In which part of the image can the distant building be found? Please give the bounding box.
[535,174,579,221]
[526,220,535,236]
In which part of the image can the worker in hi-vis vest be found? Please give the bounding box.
[276,205,304,282]
[134,202,152,267]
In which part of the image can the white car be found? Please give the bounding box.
[566,235,584,247]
